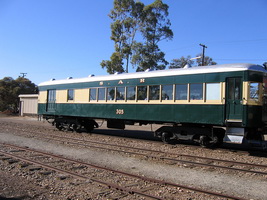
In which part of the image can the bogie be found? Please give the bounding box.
[49,116,98,133]
[155,126,225,147]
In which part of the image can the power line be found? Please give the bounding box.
[164,39,267,53]
[207,39,267,45]
[214,58,266,61]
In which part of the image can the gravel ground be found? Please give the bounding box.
[0,115,267,199]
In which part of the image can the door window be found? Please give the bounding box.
[228,78,241,100]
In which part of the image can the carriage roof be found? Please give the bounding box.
[39,63,266,86]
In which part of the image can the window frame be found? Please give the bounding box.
[97,88,106,101]
[149,85,160,101]
[126,86,136,101]
[205,82,221,101]
[137,86,148,101]
[116,86,126,101]
[189,83,204,101]
[175,84,188,102]
[67,89,74,101]
[89,88,97,102]
[107,87,115,101]
[161,84,174,102]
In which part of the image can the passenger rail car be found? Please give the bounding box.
[38,63,267,148]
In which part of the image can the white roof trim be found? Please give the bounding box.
[39,63,266,86]
[19,94,39,98]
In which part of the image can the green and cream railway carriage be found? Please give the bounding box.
[38,63,267,148]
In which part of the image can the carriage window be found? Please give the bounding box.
[67,89,74,101]
[116,87,125,100]
[190,83,203,100]
[107,87,115,101]
[149,85,160,100]
[206,83,220,100]
[162,85,173,100]
[249,83,259,100]
[89,88,96,101]
[126,86,136,100]
[137,86,147,100]
[98,88,106,100]
[175,84,188,100]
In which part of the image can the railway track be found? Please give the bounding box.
[27,131,267,177]
[2,123,267,177]
[0,142,244,200]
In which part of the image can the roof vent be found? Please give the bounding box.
[50,78,55,81]
[145,68,153,72]
[183,64,192,68]
[67,77,73,79]
[88,74,95,77]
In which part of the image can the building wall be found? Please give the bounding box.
[19,94,38,116]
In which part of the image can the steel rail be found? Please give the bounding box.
[43,133,267,169]
[0,148,163,200]
[6,125,267,169]
[38,134,267,176]
[0,142,246,200]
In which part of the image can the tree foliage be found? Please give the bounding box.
[0,77,37,112]
[101,0,173,74]
[170,55,217,68]
[169,56,194,69]
[195,54,217,66]
[132,0,173,71]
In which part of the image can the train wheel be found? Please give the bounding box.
[161,132,173,144]
[55,122,63,131]
[84,123,94,133]
[72,123,82,133]
[199,135,211,147]
[212,134,224,147]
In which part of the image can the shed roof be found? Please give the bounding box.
[19,94,39,98]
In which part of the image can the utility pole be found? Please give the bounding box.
[20,73,27,78]
[199,44,207,66]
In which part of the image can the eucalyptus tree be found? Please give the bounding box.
[101,0,173,74]
[101,0,144,74]
[169,56,194,68]
[169,55,217,69]
[195,54,217,66]
[134,0,173,71]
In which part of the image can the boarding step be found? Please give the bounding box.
[224,127,245,144]
[225,119,242,127]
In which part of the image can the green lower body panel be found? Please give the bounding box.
[38,103,225,125]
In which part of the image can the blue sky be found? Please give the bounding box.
[0,0,266,85]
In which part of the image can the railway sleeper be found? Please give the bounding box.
[154,126,225,147]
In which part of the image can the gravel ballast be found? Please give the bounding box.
[0,116,267,199]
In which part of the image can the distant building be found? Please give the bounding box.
[18,94,38,116]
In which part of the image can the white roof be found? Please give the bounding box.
[18,94,39,98]
[39,63,266,86]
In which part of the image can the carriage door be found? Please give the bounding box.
[46,89,56,112]
[225,78,243,121]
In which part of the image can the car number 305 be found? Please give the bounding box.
[116,109,124,115]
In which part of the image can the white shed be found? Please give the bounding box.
[19,94,39,116]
